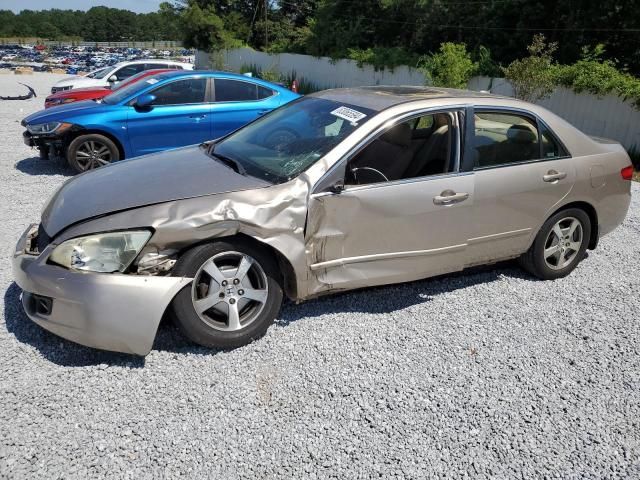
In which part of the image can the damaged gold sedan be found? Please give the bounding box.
[13,87,633,355]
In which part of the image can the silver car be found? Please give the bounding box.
[12,87,633,355]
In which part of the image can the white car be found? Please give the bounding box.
[50,59,194,94]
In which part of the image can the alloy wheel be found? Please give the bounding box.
[543,216,583,270]
[191,251,269,331]
[75,140,113,170]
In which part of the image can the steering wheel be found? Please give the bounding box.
[350,167,389,185]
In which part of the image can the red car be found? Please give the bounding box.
[44,69,172,108]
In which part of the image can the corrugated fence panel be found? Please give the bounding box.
[200,50,640,149]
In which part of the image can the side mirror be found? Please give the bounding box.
[328,179,344,194]
[134,93,156,108]
[108,74,118,83]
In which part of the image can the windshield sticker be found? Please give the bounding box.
[330,106,367,125]
[146,78,159,84]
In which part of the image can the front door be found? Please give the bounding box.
[126,77,211,156]
[305,109,474,293]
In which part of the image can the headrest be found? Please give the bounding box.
[507,124,537,144]
[381,122,412,147]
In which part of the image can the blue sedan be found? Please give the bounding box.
[22,71,300,173]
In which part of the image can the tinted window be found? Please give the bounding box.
[258,85,274,99]
[145,63,168,70]
[473,112,539,168]
[150,78,207,105]
[114,64,145,81]
[540,123,568,158]
[215,79,259,102]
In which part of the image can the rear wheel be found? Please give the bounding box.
[170,240,283,349]
[66,134,119,173]
[518,208,591,280]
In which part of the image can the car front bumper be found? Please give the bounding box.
[12,224,191,356]
[22,130,63,149]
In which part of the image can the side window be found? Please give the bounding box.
[114,64,144,81]
[473,112,539,168]
[540,123,568,158]
[257,85,274,99]
[150,78,207,106]
[215,79,258,102]
[345,112,456,186]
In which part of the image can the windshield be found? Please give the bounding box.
[102,75,165,105]
[212,97,375,183]
[85,67,112,79]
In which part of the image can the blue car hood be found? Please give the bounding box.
[41,145,271,237]
[23,100,107,124]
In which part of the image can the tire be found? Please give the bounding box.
[66,133,119,173]
[170,239,283,349]
[518,208,591,280]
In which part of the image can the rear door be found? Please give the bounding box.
[210,78,278,139]
[126,76,211,156]
[465,108,575,265]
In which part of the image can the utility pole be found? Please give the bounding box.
[264,0,269,50]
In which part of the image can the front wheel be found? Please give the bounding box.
[518,208,591,280]
[66,134,119,173]
[170,240,283,349]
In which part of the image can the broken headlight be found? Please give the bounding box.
[26,122,72,135]
[49,231,151,273]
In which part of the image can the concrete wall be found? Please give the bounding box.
[198,49,640,149]
[196,48,425,88]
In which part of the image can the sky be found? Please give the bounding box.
[3,0,165,14]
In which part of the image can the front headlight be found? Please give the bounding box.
[49,231,151,273]
[27,122,72,135]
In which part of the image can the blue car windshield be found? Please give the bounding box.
[212,97,375,184]
[102,74,169,105]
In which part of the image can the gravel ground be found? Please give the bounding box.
[1,73,639,479]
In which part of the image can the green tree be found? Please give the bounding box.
[180,1,237,51]
[503,34,558,102]
[419,42,477,89]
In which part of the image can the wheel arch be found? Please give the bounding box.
[175,233,299,300]
[548,200,599,250]
[66,128,126,160]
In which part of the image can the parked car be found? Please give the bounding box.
[49,59,193,94]
[23,71,299,172]
[12,87,633,355]
[44,69,172,108]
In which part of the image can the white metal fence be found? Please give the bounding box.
[198,48,640,149]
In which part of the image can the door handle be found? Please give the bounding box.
[189,114,207,120]
[543,170,567,182]
[257,110,268,116]
[433,190,469,206]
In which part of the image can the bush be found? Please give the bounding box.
[554,46,640,109]
[418,42,477,89]
[503,34,557,102]
[346,47,417,71]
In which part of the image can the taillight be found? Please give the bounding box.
[621,165,634,180]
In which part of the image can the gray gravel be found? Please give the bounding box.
[1,73,639,479]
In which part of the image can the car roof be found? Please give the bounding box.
[310,86,510,111]
[112,59,191,67]
[146,70,282,84]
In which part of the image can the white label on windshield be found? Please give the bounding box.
[146,78,159,84]
[330,106,367,125]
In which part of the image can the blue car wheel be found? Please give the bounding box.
[67,134,120,173]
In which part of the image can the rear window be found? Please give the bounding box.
[215,79,271,102]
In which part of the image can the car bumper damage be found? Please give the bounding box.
[12,224,191,356]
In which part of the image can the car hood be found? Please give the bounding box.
[41,145,271,237]
[53,76,106,89]
[23,100,106,124]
